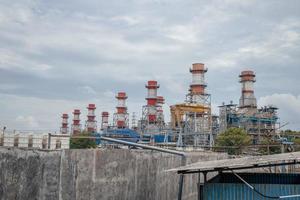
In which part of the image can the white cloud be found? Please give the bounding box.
[0,1,35,26]
[165,25,199,43]
[0,49,52,73]
[15,115,39,129]
[111,15,143,26]
[78,86,97,95]
[0,0,299,130]
[103,90,115,98]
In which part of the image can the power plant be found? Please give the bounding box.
[55,63,281,147]
[0,63,282,149]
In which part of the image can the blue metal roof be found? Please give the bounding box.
[204,173,300,200]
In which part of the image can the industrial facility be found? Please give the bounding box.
[219,71,279,144]
[170,63,213,147]
[0,63,282,149]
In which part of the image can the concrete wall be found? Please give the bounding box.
[0,148,227,200]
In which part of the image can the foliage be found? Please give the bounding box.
[293,138,300,145]
[70,132,97,149]
[215,128,251,155]
[259,137,281,155]
[281,130,300,136]
[292,138,300,152]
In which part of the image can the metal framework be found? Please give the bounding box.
[86,104,97,133]
[170,63,213,147]
[140,81,161,136]
[219,104,279,144]
[131,112,138,130]
[113,92,129,129]
[156,96,165,131]
[218,71,280,144]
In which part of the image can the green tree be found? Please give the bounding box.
[292,138,300,151]
[259,137,281,155]
[70,131,97,149]
[215,128,251,155]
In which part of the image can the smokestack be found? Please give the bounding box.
[86,104,97,133]
[72,109,81,135]
[145,80,159,124]
[239,70,257,108]
[157,96,165,123]
[101,112,109,130]
[188,63,207,103]
[114,92,129,129]
[60,114,69,134]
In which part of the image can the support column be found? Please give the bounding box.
[178,174,184,200]
[198,172,207,200]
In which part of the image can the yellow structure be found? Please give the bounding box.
[170,103,211,129]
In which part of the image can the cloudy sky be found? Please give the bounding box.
[0,0,299,131]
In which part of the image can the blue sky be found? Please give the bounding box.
[0,0,300,131]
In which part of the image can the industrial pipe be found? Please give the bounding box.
[100,136,186,157]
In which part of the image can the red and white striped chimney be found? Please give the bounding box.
[61,114,69,134]
[86,104,97,133]
[72,109,81,135]
[189,63,207,103]
[146,80,159,124]
[114,92,129,129]
[239,70,257,108]
[157,96,165,121]
[101,112,109,130]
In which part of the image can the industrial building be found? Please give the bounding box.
[170,63,213,147]
[23,63,280,149]
[139,80,165,136]
[219,71,279,144]
[0,131,70,150]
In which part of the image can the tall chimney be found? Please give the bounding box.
[114,92,129,129]
[239,70,257,108]
[188,63,207,103]
[86,104,97,133]
[101,112,109,130]
[72,109,81,135]
[145,80,159,124]
[60,114,69,134]
[156,96,165,123]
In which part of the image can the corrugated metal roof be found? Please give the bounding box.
[204,182,300,200]
[204,173,300,200]
[168,152,300,174]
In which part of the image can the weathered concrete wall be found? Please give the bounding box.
[0,148,227,200]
